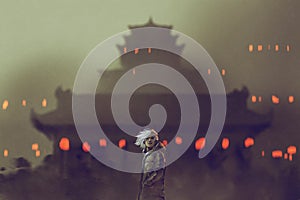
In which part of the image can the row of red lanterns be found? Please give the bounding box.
[58,136,256,152]
[251,95,295,104]
[1,99,48,110]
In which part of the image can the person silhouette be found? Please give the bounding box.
[135,128,166,200]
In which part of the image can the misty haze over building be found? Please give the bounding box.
[1,1,300,199]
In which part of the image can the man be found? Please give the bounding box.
[135,129,166,200]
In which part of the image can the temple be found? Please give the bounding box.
[30,19,272,176]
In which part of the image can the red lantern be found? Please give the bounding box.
[82,142,91,152]
[99,139,107,147]
[222,138,230,150]
[59,138,70,151]
[118,139,126,149]
[244,137,254,148]
[175,137,182,145]
[272,150,283,158]
[195,138,205,150]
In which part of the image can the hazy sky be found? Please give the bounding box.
[0,0,300,168]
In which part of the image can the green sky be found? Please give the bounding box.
[0,0,299,168]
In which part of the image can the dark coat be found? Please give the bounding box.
[137,142,166,200]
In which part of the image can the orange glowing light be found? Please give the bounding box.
[32,143,39,151]
[289,154,293,161]
[251,96,257,103]
[257,45,263,52]
[195,138,206,150]
[261,150,265,157]
[162,140,168,146]
[118,139,126,149]
[175,137,182,145]
[221,138,230,150]
[275,44,279,52]
[3,149,8,157]
[36,150,41,157]
[248,44,254,52]
[208,69,211,75]
[272,150,283,158]
[244,137,254,148]
[284,153,288,159]
[42,98,47,107]
[287,146,296,155]
[258,96,262,102]
[134,48,139,54]
[288,96,294,103]
[272,95,280,104]
[148,48,152,54]
[221,69,226,76]
[59,137,70,151]
[82,142,91,152]
[123,47,127,53]
[22,100,27,107]
[99,139,107,147]
[2,100,8,110]
[286,45,290,52]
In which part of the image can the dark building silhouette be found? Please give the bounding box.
[0,19,278,200]
[30,19,272,177]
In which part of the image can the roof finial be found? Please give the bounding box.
[148,17,153,24]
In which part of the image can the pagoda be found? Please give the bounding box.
[31,19,272,176]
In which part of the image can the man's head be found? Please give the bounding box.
[135,128,159,150]
[144,135,156,148]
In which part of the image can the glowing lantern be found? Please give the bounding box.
[32,143,39,151]
[275,44,279,52]
[36,150,41,157]
[251,96,257,103]
[208,69,211,75]
[22,100,27,107]
[134,48,139,54]
[221,69,226,76]
[221,138,230,150]
[123,47,127,53]
[2,100,8,110]
[288,96,294,103]
[195,138,206,150]
[175,137,182,145]
[287,145,296,161]
[118,139,126,149]
[287,146,296,154]
[82,142,91,152]
[3,149,8,157]
[42,98,47,107]
[257,45,263,52]
[148,48,152,54]
[248,44,254,52]
[284,153,288,160]
[272,150,282,158]
[162,140,168,146]
[244,137,254,148]
[99,139,107,147]
[286,45,290,52]
[272,95,279,104]
[261,150,265,157]
[59,137,70,151]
